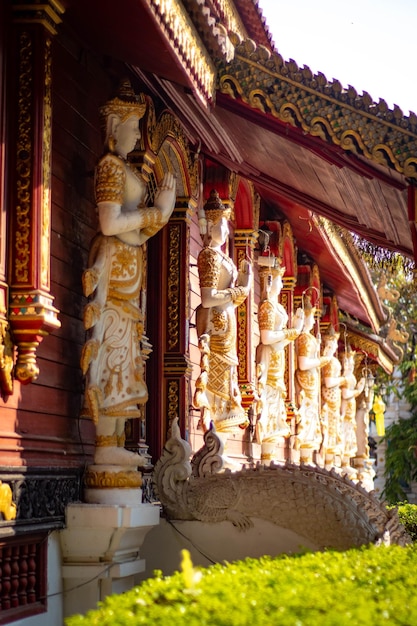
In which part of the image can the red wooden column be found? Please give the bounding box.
[162,199,195,445]
[7,1,63,383]
[145,198,196,461]
[233,230,257,412]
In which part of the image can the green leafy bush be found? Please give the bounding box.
[382,408,417,504]
[67,544,417,626]
[396,503,417,541]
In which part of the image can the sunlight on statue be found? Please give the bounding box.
[80,79,176,468]
[295,295,330,465]
[193,190,251,436]
[340,347,365,477]
[321,325,345,471]
[255,258,303,461]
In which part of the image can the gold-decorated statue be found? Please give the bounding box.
[80,79,176,479]
[255,258,304,461]
[321,325,345,470]
[340,347,365,477]
[193,190,251,436]
[295,296,330,465]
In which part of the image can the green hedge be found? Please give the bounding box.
[67,543,417,626]
[396,503,417,541]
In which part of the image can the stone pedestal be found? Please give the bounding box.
[60,502,160,618]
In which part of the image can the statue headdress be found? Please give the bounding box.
[257,256,285,295]
[302,294,316,316]
[203,189,231,224]
[99,78,146,133]
[323,324,340,341]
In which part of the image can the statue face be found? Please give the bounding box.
[323,338,338,355]
[113,115,141,157]
[271,273,283,294]
[210,216,229,246]
[304,311,315,331]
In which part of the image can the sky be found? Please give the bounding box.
[258,0,417,115]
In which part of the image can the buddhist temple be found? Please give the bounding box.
[0,0,414,623]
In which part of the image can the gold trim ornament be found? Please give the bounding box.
[99,78,146,148]
[258,256,285,295]
[84,469,142,489]
[203,189,231,225]
[323,324,340,342]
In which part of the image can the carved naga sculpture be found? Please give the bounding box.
[153,419,410,550]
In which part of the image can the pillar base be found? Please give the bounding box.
[61,502,160,618]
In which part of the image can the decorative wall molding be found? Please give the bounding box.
[0,469,82,530]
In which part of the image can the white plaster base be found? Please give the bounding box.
[60,502,160,619]
[84,487,142,506]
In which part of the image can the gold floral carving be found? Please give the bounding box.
[150,112,199,198]
[0,482,17,521]
[95,155,126,204]
[14,31,33,285]
[236,247,248,381]
[167,224,180,351]
[167,379,180,430]
[149,0,216,102]
[218,42,417,178]
[258,300,275,331]
[96,434,118,447]
[197,247,222,288]
[41,37,52,290]
[84,470,142,489]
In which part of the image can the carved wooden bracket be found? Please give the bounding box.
[7,1,64,385]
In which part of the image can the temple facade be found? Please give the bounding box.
[0,0,415,623]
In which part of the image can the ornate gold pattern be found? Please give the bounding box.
[148,113,199,196]
[198,247,223,287]
[167,224,180,351]
[99,84,146,131]
[218,41,417,178]
[95,155,126,204]
[139,207,163,235]
[167,379,180,429]
[227,286,247,305]
[41,37,52,290]
[14,31,33,285]
[236,248,248,381]
[84,469,142,489]
[149,0,216,102]
[96,434,118,447]
[0,482,17,521]
[258,299,275,330]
